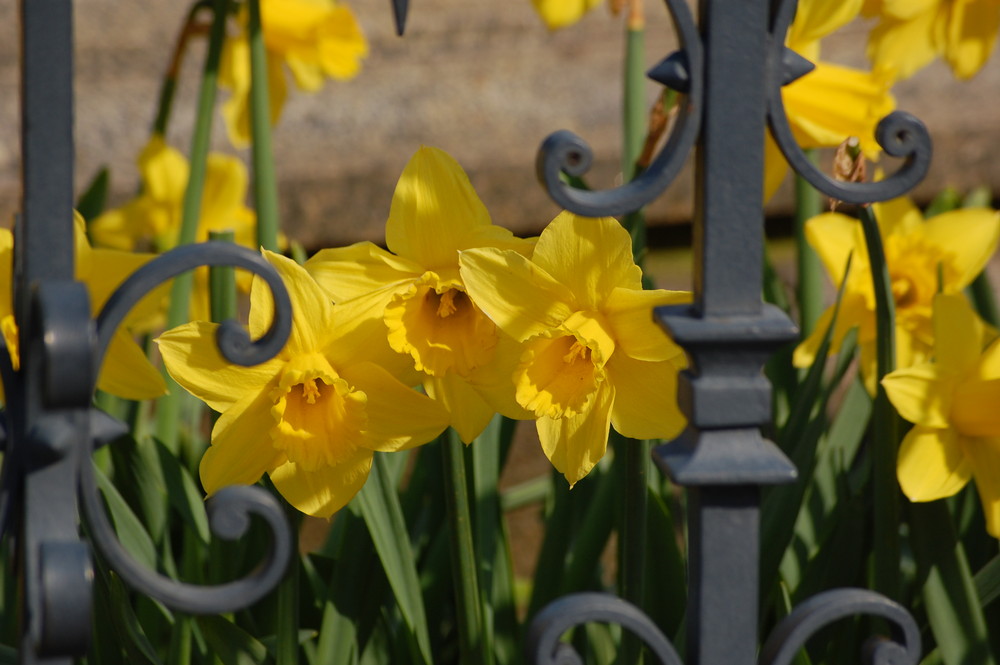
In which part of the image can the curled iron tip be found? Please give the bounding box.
[392,0,408,35]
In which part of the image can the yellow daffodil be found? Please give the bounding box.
[794,197,1000,392]
[158,251,449,517]
[305,147,535,443]
[0,213,166,401]
[91,136,273,321]
[459,212,689,486]
[220,0,368,146]
[882,293,1000,537]
[91,136,258,253]
[530,0,603,30]
[765,0,895,199]
[865,0,1000,80]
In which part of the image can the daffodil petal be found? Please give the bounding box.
[386,147,493,270]
[897,425,972,501]
[97,330,168,400]
[306,242,422,301]
[531,213,642,308]
[945,0,1000,79]
[530,0,602,30]
[605,287,689,362]
[424,373,496,444]
[965,436,1000,538]
[459,247,574,342]
[952,378,1000,437]
[323,291,421,385]
[158,321,283,412]
[805,212,858,284]
[867,8,942,80]
[932,293,983,373]
[881,363,953,427]
[339,361,449,452]
[139,136,189,204]
[921,208,1000,289]
[763,134,789,204]
[201,382,286,494]
[250,251,334,355]
[536,382,614,487]
[465,332,534,421]
[268,448,373,518]
[607,353,686,441]
[873,195,923,237]
[787,0,864,50]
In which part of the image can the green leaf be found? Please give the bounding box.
[196,616,268,665]
[154,439,210,544]
[356,454,433,665]
[107,571,166,665]
[975,554,1000,609]
[911,501,998,665]
[77,166,110,223]
[94,463,157,570]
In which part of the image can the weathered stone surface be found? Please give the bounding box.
[0,2,997,249]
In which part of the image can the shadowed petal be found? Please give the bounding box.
[99,330,168,400]
[269,447,373,518]
[537,382,614,487]
[965,436,1000,537]
[425,373,496,444]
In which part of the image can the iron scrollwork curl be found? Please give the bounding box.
[759,588,921,665]
[81,242,295,614]
[536,0,703,217]
[525,592,684,665]
[766,0,931,204]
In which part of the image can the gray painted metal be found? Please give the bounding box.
[526,0,930,664]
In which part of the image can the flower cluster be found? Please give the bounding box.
[155,147,689,513]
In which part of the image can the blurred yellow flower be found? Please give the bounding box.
[882,293,1000,537]
[765,0,895,199]
[865,0,1000,80]
[459,213,689,486]
[530,0,603,30]
[158,251,449,518]
[306,147,535,443]
[0,213,167,401]
[220,0,368,146]
[793,197,1000,392]
[90,136,272,321]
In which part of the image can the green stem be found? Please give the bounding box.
[967,271,1000,328]
[247,0,281,252]
[154,0,229,450]
[152,1,212,137]
[276,551,301,665]
[619,435,650,665]
[208,229,237,323]
[442,430,486,664]
[858,204,900,600]
[794,150,824,336]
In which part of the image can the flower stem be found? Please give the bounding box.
[794,151,823,337]
[442,430,488,664]
[247,0,281,252]
[152,1,212,137]
[208,229,237,323]
[858,204,900,601]
[154,0,229,450]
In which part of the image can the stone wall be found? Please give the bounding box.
[0,1,998,250]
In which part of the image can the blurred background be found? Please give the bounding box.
[2,0,999,271]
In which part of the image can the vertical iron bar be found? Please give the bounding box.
[692,0,767,317]
[17,2,91,664]
[656,2,798,665]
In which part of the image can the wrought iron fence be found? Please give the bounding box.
[4,0,933,663]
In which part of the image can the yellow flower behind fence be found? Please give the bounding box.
[865,0,1000,80]
[459,212,689,486]
[158,251,449,518]
[220,0,368,147]
[305,146,536,443]
[0,213,166,401]
[882,293,1000,537]
[794,197,1000,393]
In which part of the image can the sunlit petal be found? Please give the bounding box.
[250,250,334,355]
[921,208,1000,289]
[607,353,686,441]
[306,242,421,301]
[98,330,168,400]
[881,363,953,427]
[159,321,283,412]
[944,0,1000,79]
[867,7,944,80]
[424,373,497,444]
[897,425,972,501]
[604,287,689,362]
[530,0,603,30]
[459,247,575,342]
[805,213,858,286]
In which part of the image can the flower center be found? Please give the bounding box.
[270,354,368,472]
[515,333,605,419]
[384,274,498,377]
